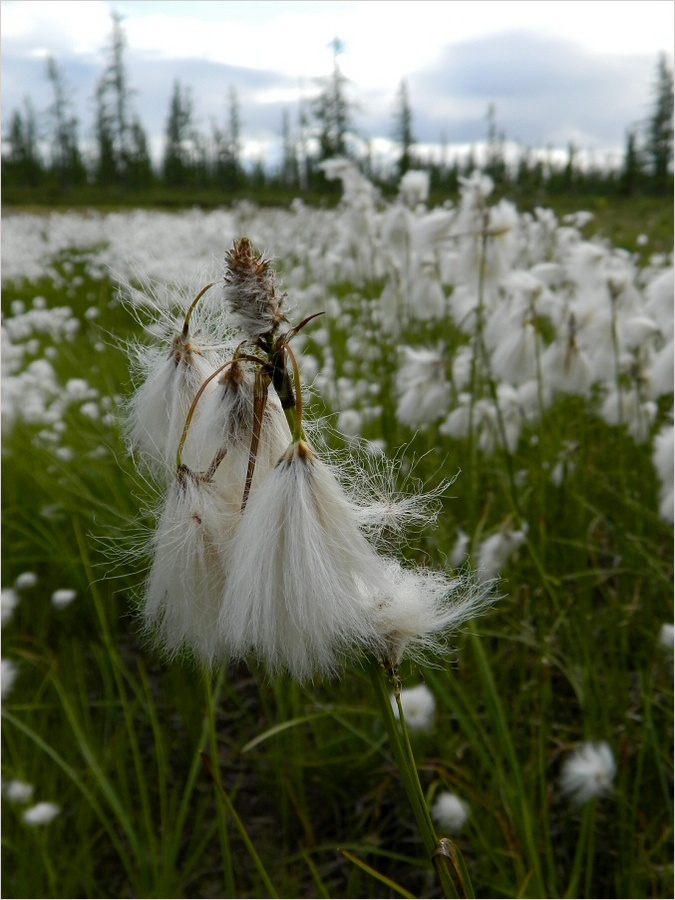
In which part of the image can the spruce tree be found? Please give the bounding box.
[484,104,507,188]
[93,11,150,188]
[3,99,43,187]
[393,79,416,177]
[127,117,154,190]
[45,56,87,187]
[312,37,353,161]
[621,128,644,196]
[645,53,673,194]
[281,109,299,187]
[225,86,242,189]
[93,78,118,186]
[163,80,194,188]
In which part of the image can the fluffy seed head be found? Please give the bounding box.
[4,779,35,804]
[391,683,436,733]
[143,467,238,665]
[432,791,470,833]
[125,331,219,478]
[22,801,61,826]
[219,439,388,680]
[560,741,617,805]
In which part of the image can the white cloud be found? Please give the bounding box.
[3,0,112,57]
[114,0,673,83]
[2,0,672,165]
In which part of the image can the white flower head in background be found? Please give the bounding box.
[653,424,674,523]
[396,345,450,427]
[51,588,77,609]
[659,623,674,651]
[22,801,61,826]
[2,658,18,701]
[399,169,430,207]
[1,589,19,627]
[4,779,35,804]
[391,683,436,733]
[560,741,617,805]
[15,571,38,590]
[476,520,528,579]
[432,791,470,833]
[450,529,470,567]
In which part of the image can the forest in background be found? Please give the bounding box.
[2,13,673,211]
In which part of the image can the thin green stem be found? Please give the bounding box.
[283,340,305,443]
[564,800,596,899]
[369,659,473,899]
[181,282,215,338]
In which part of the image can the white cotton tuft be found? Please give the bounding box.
[4,779,34,804]
[375,561,497,666]
[476,523,527,579]
[2,658,18,700]
[144,469,238,665]
[337,408,364,437]
[490,321,542,386]
[391,683,436,733]
[450,529,470,567]
[599,386,657,444]
[125,334,219,478]
[541,338,594,397]
[410,257,446,321]
[644,268,674,334]
[560,741,616,805]
[399,169,430,207]
[1,589,19,626]
[51,588,77,609]
[15,571,38,590]
[432,791,470,833]
[396,346,450,427]
[659,622,674,651]
[646,338,674,400]
[220,440,388,680]
[22,801,61,825]
[653,424,674,523]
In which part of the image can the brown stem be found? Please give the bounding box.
[240,366,270,512]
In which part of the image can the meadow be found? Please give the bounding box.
[2,165,673,899]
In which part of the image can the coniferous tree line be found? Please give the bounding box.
[3,13,673,203]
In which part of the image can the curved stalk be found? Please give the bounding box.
[181,282,215,338]
[175,359,235,470]
[282,341,305,443]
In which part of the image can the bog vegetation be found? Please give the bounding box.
[2,161,673,898]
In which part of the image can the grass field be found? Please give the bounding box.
[2,170,673,899]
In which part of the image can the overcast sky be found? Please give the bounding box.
[2,0,673,170]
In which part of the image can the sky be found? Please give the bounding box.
[2,0,673,172]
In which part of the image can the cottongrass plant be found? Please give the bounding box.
[559,741,617,806]
[123,237,497,896]
[432,792,471,834]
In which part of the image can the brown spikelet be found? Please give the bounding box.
[225,237,266,277]
[224,237,286,339]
